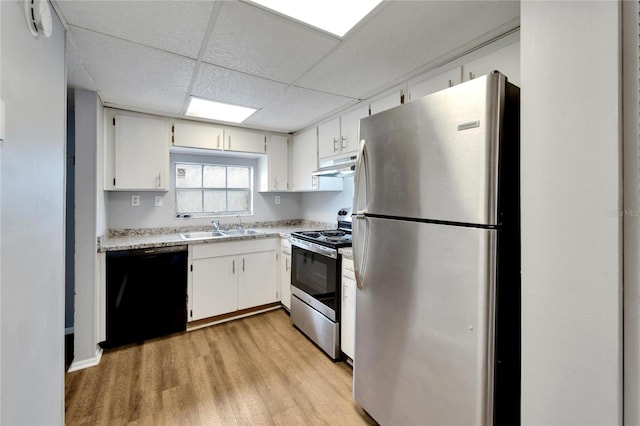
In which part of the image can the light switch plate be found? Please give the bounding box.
[154,196,163,207]
[131,195,140,206]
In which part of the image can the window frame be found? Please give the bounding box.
[174,161,254,217]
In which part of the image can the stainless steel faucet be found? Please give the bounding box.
[211,220,220,231]
[236,214,243,230]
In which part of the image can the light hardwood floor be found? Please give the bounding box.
[65,309,377,425]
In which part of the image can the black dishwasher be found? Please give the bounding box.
[103,245,188,348]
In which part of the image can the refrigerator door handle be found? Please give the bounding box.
[353,214,369,290]
[354,138,369,290]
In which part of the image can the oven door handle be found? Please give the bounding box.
[291,238,338,259]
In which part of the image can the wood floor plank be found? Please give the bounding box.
[65,309,376,426]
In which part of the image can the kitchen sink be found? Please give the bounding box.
[222,229,263,236]
[179,231,226,240]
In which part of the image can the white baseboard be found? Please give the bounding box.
[187,305,282,332]
[67,346,103,372]
[65,327,74,335]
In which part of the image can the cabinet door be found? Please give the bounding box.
[318,118,341,160]
[409,67,462,102]
[291,128,317,191]
[114,114,169,190]
[280,252,291,310]
[173,121,223,150]
[341,261,356,359]
[225,128,266,154]
[462,42,520,86]
[340,105,369,155]
[267,134,289,191]
[191,255,238,320]
[370,91,401,115]
[238,251,277,310]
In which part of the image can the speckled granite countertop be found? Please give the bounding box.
[339,247,353,259]
[98,220,335,252]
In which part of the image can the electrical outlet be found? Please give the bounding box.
[131,195,140,206]
[275,195,281,205]
[154,196,163,207]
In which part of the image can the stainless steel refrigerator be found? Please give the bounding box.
[352,71,520,425]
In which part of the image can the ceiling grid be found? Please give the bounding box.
[56,0,520,133]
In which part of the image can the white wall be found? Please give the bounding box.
[521,2,622,425]
[301,177,354,223]
[71,89,103,369]
[106,153,303,230]
[0,1,66,423]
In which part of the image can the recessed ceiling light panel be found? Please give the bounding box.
[250,0,383,37]
[186,97,257,123]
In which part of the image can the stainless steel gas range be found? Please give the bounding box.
[290,208,352,360]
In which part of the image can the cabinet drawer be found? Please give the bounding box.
[192,238,277,259]
[280,237,292,255]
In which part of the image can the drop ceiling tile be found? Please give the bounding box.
[203,1,339,84]
[296,1,520,98]
[70,27,195,115]
[56,0,214,58]
[192,63,288,109]
[244,86,355,133]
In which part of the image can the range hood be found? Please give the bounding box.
[312,155,357,177]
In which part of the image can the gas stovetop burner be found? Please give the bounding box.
[322,230,346,238]
[292,229,353,248]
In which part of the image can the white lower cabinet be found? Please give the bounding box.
[279,237,292,310]
[192,255,237,319]
[189,239,278,321]
[341,257,356,360]
[238,250,278,309]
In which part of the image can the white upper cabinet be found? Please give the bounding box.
[318,117,341,159]
[171,120,266,154]
[224,127,267,154]
[107,112,170,191]
[370,90,402,116]
[259,134,289,192]
[408,67,462,102]
[462,41,521,86]
[341,105,369,154]
[172,120,224,150]
[291,127,342,192]
[318,105,369,160]
[291,127,317,192]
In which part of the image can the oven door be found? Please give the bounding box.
[291,244,339,321]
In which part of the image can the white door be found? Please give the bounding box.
[238,251,277,309]
[173,121,223,150]
[318,118,340,159]
[114,114,168,190]
[225,128,266,153]
[191,255,237,320]
[267,134,289,191]
[341,264,356,359]
[340,105,369,155]
[280,252,291,310]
